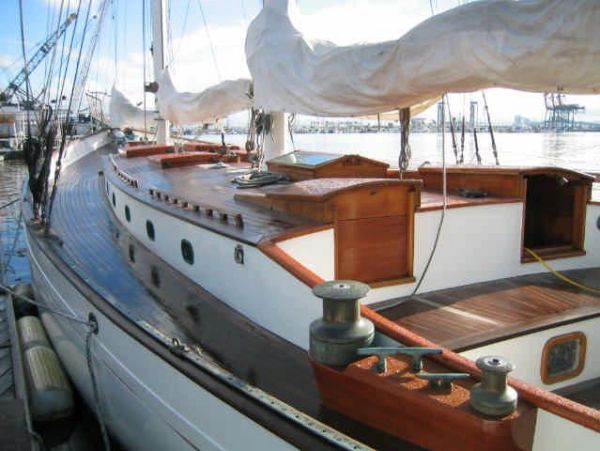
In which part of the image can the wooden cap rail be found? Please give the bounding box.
[147,186,244,229]
[257,235,600,434]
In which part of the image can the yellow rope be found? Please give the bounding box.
[524,247,600,294]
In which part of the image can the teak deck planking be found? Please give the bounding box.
[378,268,600,351]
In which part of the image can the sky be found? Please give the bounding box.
[1,0,599,125]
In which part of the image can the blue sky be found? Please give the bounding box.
[1,0,599,124]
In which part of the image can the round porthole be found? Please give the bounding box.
[125,205,131,222]
[112,193,116,207]
[146,220,155,241]
[181,239,194,265]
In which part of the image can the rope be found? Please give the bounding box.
[1,281,110,450]
[0,198,20,210]
[0,283,91,326]
[142,0,148,140]
[398,108,411,179]
[288,113,296,151]
[86,327,111,451]
[411,95,448,297]
[196,0,222,82]
[523,248,600,294]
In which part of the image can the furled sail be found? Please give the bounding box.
[156,68,252,125]
[246,0,600,117]
[109,86,151,130]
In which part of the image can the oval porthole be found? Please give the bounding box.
[150,266,160,287]
[541,332,587,385]
[112,193,116,207]
[181,239,194,265]
[146,220,155,241]
[106,181,109,193]
[125,205,131,222]
[128,244,135,263]
[597,215,600,230]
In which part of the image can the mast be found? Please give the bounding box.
[261,0,289,167]
[151,0,170,144]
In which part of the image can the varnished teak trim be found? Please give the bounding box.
[541,332,587,385]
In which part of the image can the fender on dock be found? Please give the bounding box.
[17,315,74,422]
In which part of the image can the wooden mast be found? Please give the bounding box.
[151,0,171,145]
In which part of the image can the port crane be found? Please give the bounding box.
[0,13,78,102]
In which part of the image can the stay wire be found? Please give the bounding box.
[196,0,222,82]
[46,0,94,231]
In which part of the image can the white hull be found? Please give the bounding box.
[26,228,297,451]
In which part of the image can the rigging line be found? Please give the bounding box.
[112,0,118,80]
[55,0,84,119]
[41,0,67,107]
[0,283,91,326]
[46,0,94,230]
[481,91,499,165]
[170,0,192,67]
[142,0,148,140]
[411,94,448,297]
[196,0,222,82]
[17,0,31,130]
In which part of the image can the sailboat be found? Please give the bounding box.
[18,0,600,449]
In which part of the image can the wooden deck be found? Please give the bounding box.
[111,155,318,245]
[377,268,600,351]
[43,146,407,450]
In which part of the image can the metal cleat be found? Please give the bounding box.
[416,372,470,391]
[357,347,442,373]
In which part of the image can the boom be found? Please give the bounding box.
[1,12,77,101]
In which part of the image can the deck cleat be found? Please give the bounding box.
[356,346,442,373]
[416,372,470,391]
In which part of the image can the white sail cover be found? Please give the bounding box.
[156,68,252,125]
[246,0,600,117]
[109,86,151,130]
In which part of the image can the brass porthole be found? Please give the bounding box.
[541,332,587,385]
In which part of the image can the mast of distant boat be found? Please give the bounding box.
[151,0,171,145]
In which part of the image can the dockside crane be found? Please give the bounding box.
[0,13,78,102]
